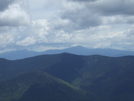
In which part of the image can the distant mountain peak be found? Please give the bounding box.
[0,45,134,60]
[67,45,87,49]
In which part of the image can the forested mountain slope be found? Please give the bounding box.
[0,71,96,101]
[0,53,134,101]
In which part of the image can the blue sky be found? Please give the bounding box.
[0,0,134,53]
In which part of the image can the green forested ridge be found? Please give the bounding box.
[0,53,134,101]
[0,71,96,101]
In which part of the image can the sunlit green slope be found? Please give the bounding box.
[0,71,96,101]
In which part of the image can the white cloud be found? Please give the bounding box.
[0,34,14,48]
[1,0,134,53]
[0,3,30,26]
[0,0,15,11]
[16,36,36,46]
[0,0,30,28]
[15,19,49,47]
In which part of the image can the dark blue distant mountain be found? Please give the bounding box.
[0,45,134,60]
[41,45,89,55]
[0,50,39,60]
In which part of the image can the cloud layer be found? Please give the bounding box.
[0,0,134,52]
[0,0,30,26]
[0,0,15,11]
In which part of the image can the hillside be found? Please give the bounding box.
[0,71,96,101]
[0,53,134,101]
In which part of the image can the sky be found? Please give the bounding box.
[0,0,134,53]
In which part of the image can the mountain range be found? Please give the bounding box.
[0,53,134,101]
[0,45,134,60]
